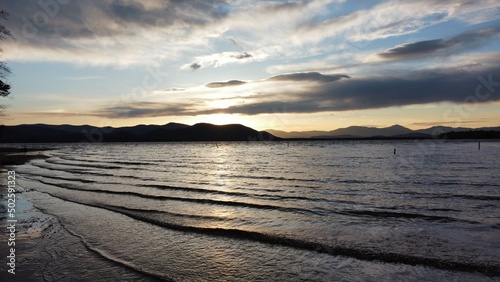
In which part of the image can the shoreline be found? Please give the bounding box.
[1,153,162,281]
[1,180,161,281]
[0,186,55,281]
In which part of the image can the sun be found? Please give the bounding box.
[203,114,243,125]
[202,99,244,125]
[207,99,236,110]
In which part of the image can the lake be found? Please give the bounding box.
[7,140,500,281]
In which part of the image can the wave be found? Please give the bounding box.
[45,159,124,170]
[341,209,480,224]
[226,174,319,183]
[32,175,488,228]
[31,202,171,282]
[56,154,192,169]
[34,179,318,215]
[29,162,149,181]
[390,190,500,201]
[55,154,158,166]
[105,204,226,221]
[46,157,321,185]
[143,183,361,205]
[31,189,500,277]
[23,167,363,207]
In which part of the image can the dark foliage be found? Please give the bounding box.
[438,130,500,139]
[0,9,11,99]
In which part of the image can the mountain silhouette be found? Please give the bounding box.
[267,125,500,139]
[2,123,499,143]
[0,123,277,143]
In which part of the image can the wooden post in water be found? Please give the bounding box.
[394,148,396,155]
[478,141,480,150]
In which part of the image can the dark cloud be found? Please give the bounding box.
[95,102,198,118]
[190,63,201,71]
[205,66,500,115]
[379,39,447,58]
[3,0,230,40]
[232,52,252,59]
[379,26,500,60]
[95,64,500,118]
[233,66,500,115]
[206,80,246,88]
[268,72,350,83]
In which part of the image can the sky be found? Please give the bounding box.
[0,0,499,131]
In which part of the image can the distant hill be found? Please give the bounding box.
[321,124,414,138]
[267,125,500,139]
[265,129,328,139]
[268,125,416,139]
[415,126,471,136]
[0,123,278,143]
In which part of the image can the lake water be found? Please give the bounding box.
[8,141,500,281]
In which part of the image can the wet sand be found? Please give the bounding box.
[0,187,59,281]
[0,162,160,281]
[0,194,160,281]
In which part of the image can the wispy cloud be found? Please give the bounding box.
[268,72,350,83]
[379,26,500,60]
[181,51,261,71]
[3,0,499,69]
[3,0,231,67]
[206,80,247,88]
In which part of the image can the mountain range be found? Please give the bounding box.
[1,123,499,143]
[266,125,500,139]
[0,123,277,143]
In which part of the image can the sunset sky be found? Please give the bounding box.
[1,0,499,131]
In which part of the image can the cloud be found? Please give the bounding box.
[201,66,500,115]
[182,51,264,71]
[3,0,499,68]
[233,52,252,59]
[164,87,185,92]
[95,102,199,118]
[2,0,232,66]
[293,0,500,49]
[190,63,202,71]
[94,57,500,118]
[6,0,229,38]
[379,39,448,59]
[268,72,350,83]
[379,26,500,60]
[206,80,246,88]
